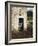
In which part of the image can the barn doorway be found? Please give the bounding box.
[19,18,24,31]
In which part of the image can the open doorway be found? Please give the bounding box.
[19,18,24,31]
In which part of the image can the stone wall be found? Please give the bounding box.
[10,7,27,32]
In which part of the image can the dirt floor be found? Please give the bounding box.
[11,27,33,39]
